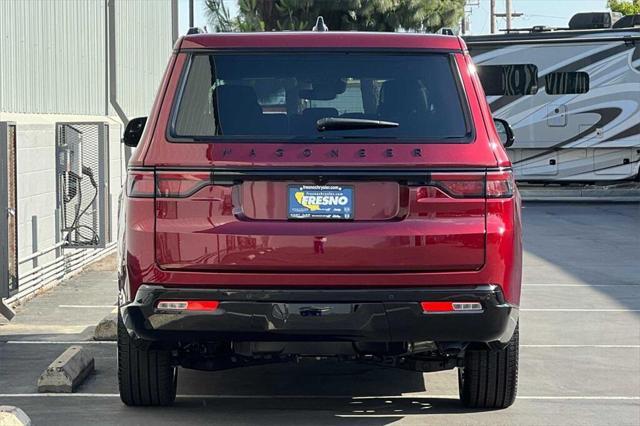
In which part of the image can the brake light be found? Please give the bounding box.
[156,171,211,198]
[421,301,483,312]
[127,170,155,198]
[486,171,514,198]
[156,300,220,312]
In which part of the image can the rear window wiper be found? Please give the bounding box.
[316,117,399,132]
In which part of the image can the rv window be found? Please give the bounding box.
[545,72,589,95]
[477,64,538,96]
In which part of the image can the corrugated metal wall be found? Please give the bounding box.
[0,0,175,119]
[0,0,107,115]
[0,0,175,305]
[115,0,174,118]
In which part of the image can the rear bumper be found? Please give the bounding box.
[121,284,518,345]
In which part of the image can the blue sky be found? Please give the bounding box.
[179,0,611,36]
[468,0,609,34]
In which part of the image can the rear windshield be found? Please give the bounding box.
[171,52,471,142]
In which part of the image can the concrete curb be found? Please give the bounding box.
[0,300,15,321]
[37,346,95,393]
[93,311,117,341]
[520,187,640,202]
[0,406,31,426]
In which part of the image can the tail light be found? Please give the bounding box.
[417,170,515,200]
[156,300,220,312]
[429,173,485,198]
[127,170,212,198]
[127,170,155,198]
[421,301,483,313]
[156,171,211,198]
[486,171,514,198]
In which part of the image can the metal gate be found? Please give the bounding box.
[56,123,110,249]
[1,122,18,298]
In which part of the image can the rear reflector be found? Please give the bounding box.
[156,300,220,312]
[421,301,482,312]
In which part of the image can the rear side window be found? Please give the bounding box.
[171,52,471,142]
[477,64,538,96]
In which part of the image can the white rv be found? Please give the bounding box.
[465,12,640,182]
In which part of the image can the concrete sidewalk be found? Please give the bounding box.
[0,256,117,342]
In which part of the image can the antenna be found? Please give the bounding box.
[313,16,328,32]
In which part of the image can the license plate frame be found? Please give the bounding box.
[287,184,354,220]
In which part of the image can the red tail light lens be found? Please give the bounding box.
[156,300,220,312]
[127,170,212,198]
[486,171,514,198]
[430,173,485,198]
[127,170,155,198]
[156,171,211,198]
[417,171,515,200]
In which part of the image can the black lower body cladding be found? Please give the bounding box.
[121,285,518,345]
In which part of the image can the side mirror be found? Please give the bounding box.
[122,117,147,148]
[493,118,515,148]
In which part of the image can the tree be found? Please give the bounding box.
[205,0,466,33]
[608,0,640,15]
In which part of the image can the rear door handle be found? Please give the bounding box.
[7,207,16,217]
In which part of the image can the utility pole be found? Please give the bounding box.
[189,0,194,28]
[490,0,496,34]
[494,0,523,32]
[461,0,478,35]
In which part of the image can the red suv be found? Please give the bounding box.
[118,31,522,409]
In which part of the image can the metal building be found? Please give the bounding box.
[0,0,178,309]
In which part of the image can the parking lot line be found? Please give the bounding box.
[4,341,638,348]
[0,393,638,400]
[524,284,639,287]
[3,341,116,345]
[58,305,115,308]
[521,345,640,348]
[521,308,640,312]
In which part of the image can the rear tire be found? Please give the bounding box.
[117,313,177,406]
[458,324,519,409]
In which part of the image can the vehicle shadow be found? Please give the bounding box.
[178,358,430,396]
[158,396,470,424]
[160,359,479,423]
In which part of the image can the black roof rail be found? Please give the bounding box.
[187,27,206,35]
[500,26,569,34]
[437,28,456,36]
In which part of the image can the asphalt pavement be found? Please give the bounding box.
[1,202,639,425]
